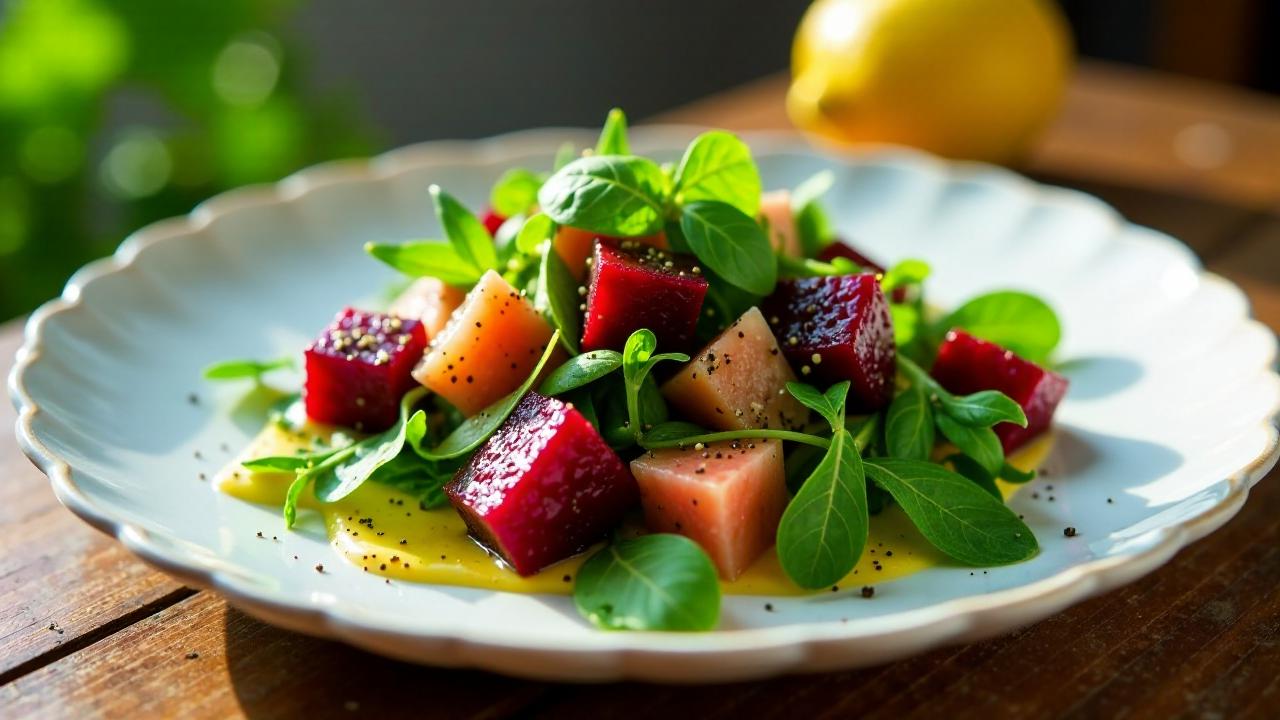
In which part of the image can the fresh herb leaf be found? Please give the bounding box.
[784,442,826,494]
[364,241,483,286]
[538,155,668,237]
[313,388,430,503]
[881,259,931,294]
[638,375,670,429]
[786,380,849,431]
[430,184,498,273]
[1000,462,1037,484]
[370,450,458,509]
[490,168,542,217]
[890,303,921,347]
[595,108,630,155]
[885,382,934,460]
[935,413,1003,477]
[552,142,576,171]
[515,212,554,255]
[536,241,583,354]
[539,350,623,396]
[944,453,1001,499]
[942,291,1061,363]
[203,356,293,382]
[776,428,868,589]
[573,534,721,631]
[679,200,776,295]
[791,170,836,260]
[864,458,1038,566]
[672,131,761,216]
[639,421,706,444]
[776,254,857,278]
[937,389,1028,428]
[241,455,320,473]
[415,331,561,459]
[620,329,689,444]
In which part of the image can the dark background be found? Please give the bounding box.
[0,0,1277,322]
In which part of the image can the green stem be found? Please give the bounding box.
[640,428,831,451]
[776,254,861,278]
[850,413,881,453]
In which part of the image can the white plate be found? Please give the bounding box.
[9,128,1279,682]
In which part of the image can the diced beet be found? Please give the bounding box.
[446,392,638,575]
[481,208,506,237]
[818,240,911,303]
[581,239,709,352]
[304,308,427,432]
[554,226,669,280]
[930,330,1069,453]
[631,440,787,580]
[761,274,896,412]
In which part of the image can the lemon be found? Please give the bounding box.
[788,0,1072,163]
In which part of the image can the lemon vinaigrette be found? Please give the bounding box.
[214,414,1053,596]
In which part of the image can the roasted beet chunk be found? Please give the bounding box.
[930,330,1069,453]
[304,308,427,432]
[446,392,638,575]
[761,274,896,411]
[580,239,708,352]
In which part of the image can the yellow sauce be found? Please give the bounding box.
[214,418,1053,595]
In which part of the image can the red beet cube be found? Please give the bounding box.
[581,239,709,352]
[303,308,427,432]
[481,208,506,237]
[446,392,638,575]
[761,274,896,412]
[930,330,1069,453]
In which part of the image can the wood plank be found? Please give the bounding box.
[654,62,1280,210]
[0,320,188,682]
[0,592,546,720]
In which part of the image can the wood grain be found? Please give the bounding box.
[0,321,189,683]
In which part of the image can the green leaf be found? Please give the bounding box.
[938,389,1028,428]
[595,108,630,155]
[241,455,317,473]
[574,534,721,631]
[370,450,458,509]
[1000,462,1037,484]
[864,458,1038,565]
[935,414,1004,477]
[203,356,293,382]
[314,388,430,502]
[536,241,583,354]
[430,184,498,273]
[552,142,576,171]
[672,131,761,216]
[539,350,623,396]
[515,212,554,255]
[364,241,483,286]
[786,381,849,432]
[885,382,935,461]
[416,331,561,459]
[538,155,668,236]
[890,303,921,347]
[637,375,670,429]
[679,200,776,296]
[620,329,689,444]
[942,291,1062,363]
[489,168,542,218]
[881,259,931,293]
[776,429,868,589]
[639,421,706,445]
[944,453,1001,499]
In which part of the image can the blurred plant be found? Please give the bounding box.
[0,0,378,321]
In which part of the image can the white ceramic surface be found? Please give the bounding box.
[9,128,1279,682]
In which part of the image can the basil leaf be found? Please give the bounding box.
[430,185,498,273]
[786,380,849,432]
[885,382,934,461]
[776,428,868,589]
[242,455,318,472]
[864,458,1038,565]
[490,168,542,218]
[574,534,721,631]
[944,453,1001,499]
[679,200,776,296]
[937,389,1028,428]
[538,155,668,237]
[638,375,670,429]
[890,303,921,347]
[672,131,761,216]
[935,413,1003,477]
[536,241,583,354]
[881,259,931,293]
[640,421,706,444]
[540,350,622,396]
[416,331,561,459]
[364,241,482,286]
[942,291,1061,363]
[314,388,429,502]
[791,170,836,259]
[516,212,554,255]
[595,107,630,155]
[620,329,689,444]
[566,387,600,431]
[204,356,293,381]
[1000,462,1037,484]
[370,450,459,509]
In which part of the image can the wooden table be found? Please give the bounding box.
[3,61,1279,718]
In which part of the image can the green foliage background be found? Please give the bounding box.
[0,0,378,321]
